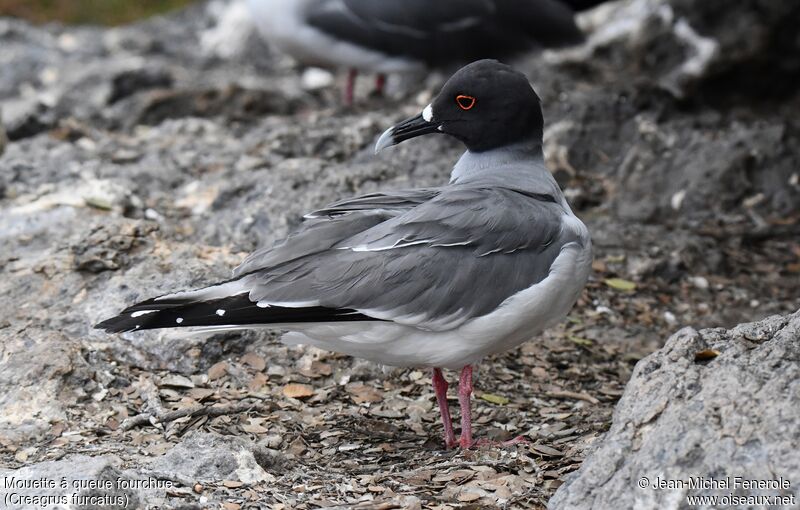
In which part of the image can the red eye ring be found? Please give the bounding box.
[456,94,476,110]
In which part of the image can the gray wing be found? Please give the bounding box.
[305,188,440,218]
[234,188,441,277]
[240,186,583,330]
[306,0,582,66]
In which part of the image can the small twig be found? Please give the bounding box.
[140,377,165,417]
[122,401,270,431]
[544,390,600,405]
[121,413,155,431]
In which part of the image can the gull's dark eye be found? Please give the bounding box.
[456,94,476,111]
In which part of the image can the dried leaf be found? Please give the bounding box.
[311,360,332,376]
[144,442,172,456]
[247,372,268,392]
[50,422,66,437]
[604,278,637,291]
[241,418,269,434]
[223,480,244,488]
[531,367,548,379]
[298,360,333,378]
[187,388,215,401]
[479,393,510,405]
[530,444,564,457]
[346,383,383,404]
[84,196,113,210]
[207,361,228,381]
[568,335,593,347]
[458,492,482,502]
[241,352,266,371]
[160,374,195,389]
[694,349,720,362]
[288,437,307,456]
[283,383,315,399]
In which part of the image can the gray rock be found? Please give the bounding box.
[549,310,800,510]
[147,432,273,484]
[0,331,87,442]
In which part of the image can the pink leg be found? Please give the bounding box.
[374,73,386,96]
[432,368,456,449]
[458,365,474,448]
[344,69,357,105]
[458,365,528,448]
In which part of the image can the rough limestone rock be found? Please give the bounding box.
[550,310,800,509]
[0,331,88,442]
[147,432,274,484]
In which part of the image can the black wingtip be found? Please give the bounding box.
[94,317,135,334]
[94,314,149,333]
[94,294,383,335]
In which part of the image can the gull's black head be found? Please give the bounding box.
[376,60,543,153]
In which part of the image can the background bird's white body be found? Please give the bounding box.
[247,0,424,73]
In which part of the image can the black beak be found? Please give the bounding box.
[374,111,441,153]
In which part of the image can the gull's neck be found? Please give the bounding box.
[450,136,547,184]
[449,136,574,212]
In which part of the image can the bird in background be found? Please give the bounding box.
[97,60,592,449]
[246,0,606,104]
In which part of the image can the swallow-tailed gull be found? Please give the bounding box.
[246,0,600,103]
[97,59,593,448]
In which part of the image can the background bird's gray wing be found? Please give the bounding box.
[492,0,584,47]
[307,0,582,66]
[234,188,441,277]
[242,186,583,330]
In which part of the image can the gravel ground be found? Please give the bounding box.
[0,0,798,508]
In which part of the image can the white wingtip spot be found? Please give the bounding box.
[131,310,157,318]
[422,104,433,122]
[176,317,184,324]
[256,302,269,308]
[216,309,226,316]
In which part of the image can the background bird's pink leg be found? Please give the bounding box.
[432,368,456,448]
[374,73,386,96]
[458,365,474,448]
[344,68,357,105]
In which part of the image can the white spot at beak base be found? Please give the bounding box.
[422,104,434,122]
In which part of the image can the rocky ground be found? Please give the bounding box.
[0,0,798,508]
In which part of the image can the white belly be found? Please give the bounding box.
[280,240,592,369]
